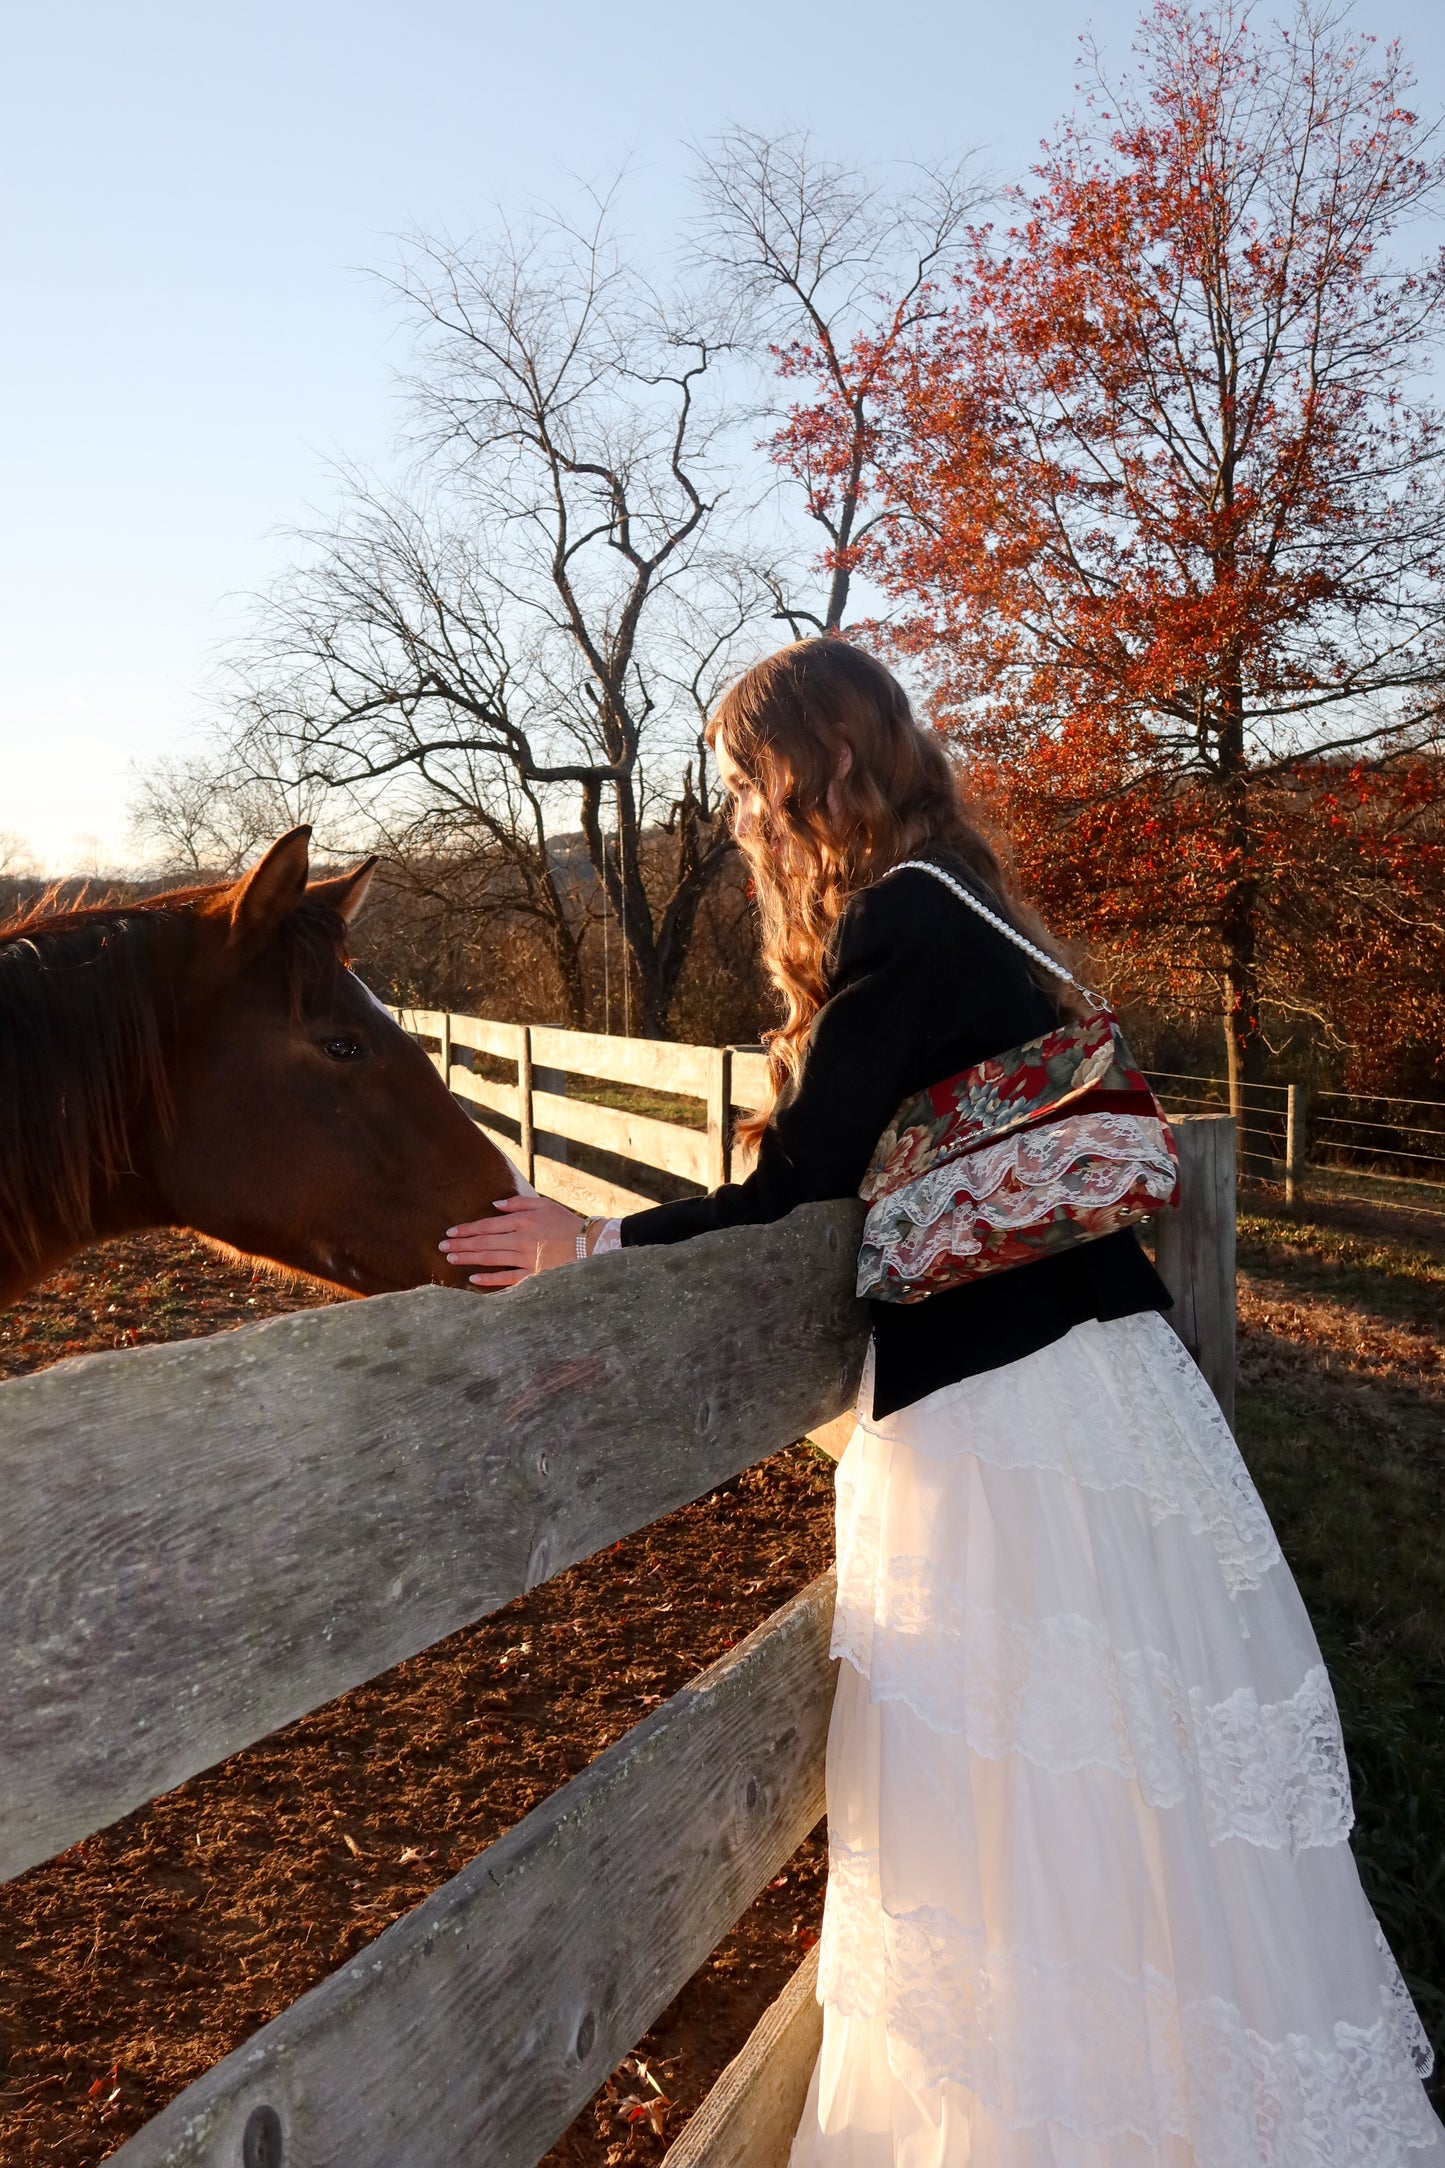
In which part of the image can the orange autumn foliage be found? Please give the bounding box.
[975,741,1445,1091]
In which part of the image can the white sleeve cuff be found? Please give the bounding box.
[591,1217,623,1254]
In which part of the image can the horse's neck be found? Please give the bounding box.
[0,905,185,1303]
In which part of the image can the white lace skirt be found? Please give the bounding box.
[790,1311,1441,2167]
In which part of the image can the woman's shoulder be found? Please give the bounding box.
[830,854,1057,1023]
[837,854,995,951]
[823,859,989,997]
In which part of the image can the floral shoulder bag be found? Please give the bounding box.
[856,860,1180,1304]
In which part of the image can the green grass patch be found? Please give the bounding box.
[574,1078,706,1128]
[460,1052,706,1131]
[1232,1209,1445,2072]
[1238,1208,1445,1334]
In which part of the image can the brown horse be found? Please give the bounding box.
[0,828,517,1307]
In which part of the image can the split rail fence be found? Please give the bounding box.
[0,1022,1237,2168]
[391,1006,772,1217]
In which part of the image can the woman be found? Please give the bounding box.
[443,641,1440,2164]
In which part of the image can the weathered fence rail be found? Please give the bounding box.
[0,1206,864,2167]
[666,1944,823,2168]
[0,1206,865,1883]
[108,1576,837,2168]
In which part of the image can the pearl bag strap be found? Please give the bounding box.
[887,859,1105,1007]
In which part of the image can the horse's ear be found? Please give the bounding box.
[227,827,313,950]
[308,855,378,926]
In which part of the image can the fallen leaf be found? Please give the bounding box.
[399,1846,423,1865]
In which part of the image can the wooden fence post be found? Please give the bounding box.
[518,1025,535,1186]
[1153,1113,1237,1428]
[439,1010,452,1088]
[1285,1084,1307,1213]
[706,1047,731,1192]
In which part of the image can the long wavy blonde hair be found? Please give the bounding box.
[712,640,1073,1149]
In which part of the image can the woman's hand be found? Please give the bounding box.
[440,1195,586,1287]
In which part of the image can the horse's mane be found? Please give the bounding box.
[0,882,349,1267]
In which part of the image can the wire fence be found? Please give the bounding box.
[1146,1071,1445,1225]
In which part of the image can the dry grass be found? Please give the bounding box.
[1234,1205,1445,2069]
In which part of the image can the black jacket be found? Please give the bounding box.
[620,857,1171,1417]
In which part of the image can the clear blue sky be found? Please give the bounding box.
[3,0,1442,871]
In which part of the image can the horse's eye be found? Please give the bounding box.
[320,1035,366,1062]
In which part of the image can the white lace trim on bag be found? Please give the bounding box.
[865,1114,1179,1264]
[852,1312,1283,1597]
[829,1570,1353,1851]
[819,1843,1438,2163]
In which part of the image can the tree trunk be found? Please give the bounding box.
[537,897,588,1029]
[1221,944,1265,1171]
[1217,671,1266,1178]
[580,772,732,1042]
[822,404,868,633]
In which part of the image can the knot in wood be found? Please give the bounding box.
[243,2104,284,2168]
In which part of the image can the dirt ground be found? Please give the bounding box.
[0,1236,835,2167]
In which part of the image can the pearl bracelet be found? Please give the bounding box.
[576,1216,621,1261]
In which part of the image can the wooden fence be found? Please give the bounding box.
[392,1008,771,1216]
[0,1016,1237,2167]
[1,1205,868,2165]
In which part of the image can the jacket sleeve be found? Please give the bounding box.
[619,885,933,1249]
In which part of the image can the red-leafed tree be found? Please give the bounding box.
[774,3,1445,1093]
[969,737,1445,1093]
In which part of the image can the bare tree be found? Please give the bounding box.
[0,830,41,927]
[126,752,323,877]
[0,831,36,881]
[232,196,767,1034]
[692,128,988,632]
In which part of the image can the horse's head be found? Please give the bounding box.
[153,828,516,1295]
